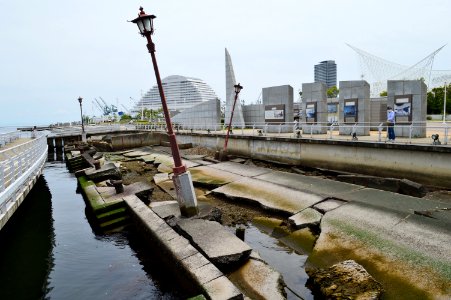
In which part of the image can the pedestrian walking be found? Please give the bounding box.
[387,106,395,141]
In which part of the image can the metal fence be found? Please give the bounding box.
[0,131,48,215]
[135,121,450,146]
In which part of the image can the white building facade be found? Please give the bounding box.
[133,75,218,114]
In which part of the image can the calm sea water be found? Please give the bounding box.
[0,160,185,300]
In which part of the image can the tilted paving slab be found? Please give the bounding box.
[255,171,363,198]
[190,166,244,186]
[153,173,170,184]
[212,177,323,214]
[177,219,252,267]
[96,181,153,203]
[151,202,181,219]
[156,180,177,199]
[288,208,323,229]
[313,199,347,213]
[209,161,271,177]
[307,201,451,299]
[123,150,152,157]
[153,153,200,169]
[228,258,286,300]
[124,195,243,299]
[337,188,450,221]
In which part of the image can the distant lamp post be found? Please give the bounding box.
[223,83,243,153]
[443,82,447,124]
[130,7,198,217]
[78,97,86,142]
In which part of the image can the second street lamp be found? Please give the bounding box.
[223,83,243,153]
[78,96,86,142]
[130,7,198,217]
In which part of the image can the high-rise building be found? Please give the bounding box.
[314,60,337,89]
[133,75,218,114]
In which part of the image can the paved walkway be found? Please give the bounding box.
[187,161,451,298]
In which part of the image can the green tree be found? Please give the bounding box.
[327,86,339,98]
[427,83,451,114]
[379,90,387,96]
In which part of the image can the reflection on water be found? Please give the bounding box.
[0,175,54,300]
[0,161,185,299]
[244,224,315,300]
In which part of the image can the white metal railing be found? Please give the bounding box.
[0,132,48,215]
[0,131,21,148]
[135,121,451,146]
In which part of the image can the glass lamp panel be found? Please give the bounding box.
[137,20,145,34]
[143,18,152,32]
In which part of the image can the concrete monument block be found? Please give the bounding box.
[338,80,371,136]
[301,82,327,134]
[262,85,294,133]
[387,80,426,138]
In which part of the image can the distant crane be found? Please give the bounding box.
[121,104,131,114]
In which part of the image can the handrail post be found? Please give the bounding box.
[409,124,413,144]
[378,122,383,142]
[444,123,449,145]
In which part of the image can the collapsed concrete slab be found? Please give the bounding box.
[189,166,244,187]
[288,208,323,229]
[209,161,271,177]
[212,177,323,215]
[307,201,451,299]
[313,199,347,213]
[96,181,153,203]
[307,260,383,300]
[228,257,286,300]
[177,219,252,268]
[124,196,243,300]
[85,162,122,183]
[255,171,363,198]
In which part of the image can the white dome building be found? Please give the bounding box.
[133,75,218,114]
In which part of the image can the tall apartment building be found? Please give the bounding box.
[133,75,218,114]
[314,60,337,89]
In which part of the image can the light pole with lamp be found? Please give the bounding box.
[221,83,243,160]
[130,7,198,217]
[443,82,447,124]
[78,97,86,142]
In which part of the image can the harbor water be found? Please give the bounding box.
[0,159,185,299]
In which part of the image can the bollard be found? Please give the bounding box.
[93,160,101,170]
[236,225,245,241]
[112,180,124,194]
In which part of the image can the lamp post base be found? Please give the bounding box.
[172,170,198,217]
[82,132,87,143]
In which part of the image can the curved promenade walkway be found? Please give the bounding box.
[0,131,48,230]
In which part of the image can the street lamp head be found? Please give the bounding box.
[130,7,156,36]
[78,97,83,104]
[234,83,243,94]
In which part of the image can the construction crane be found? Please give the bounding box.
[121,104,131,114]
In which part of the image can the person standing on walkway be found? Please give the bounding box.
[387,106,395,141]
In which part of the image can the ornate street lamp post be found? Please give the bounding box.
[78,96,86,142]
[130,7,198,217]
[223,83,243,152]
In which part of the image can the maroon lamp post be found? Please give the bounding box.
[223,83,243,152]
[78,96,86,142]
[130,7,198,217]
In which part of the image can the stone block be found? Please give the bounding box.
[192,263,223,285]
[177,219,252,268]
[181,252,211,271]
[203,276,243,300]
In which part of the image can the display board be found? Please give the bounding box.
[264,104,285,123]
[344,99,358,123]
[394,95,412,123]
[327,103,338,123]
[305,102,317,123]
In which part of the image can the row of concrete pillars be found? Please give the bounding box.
[47,135,83,152]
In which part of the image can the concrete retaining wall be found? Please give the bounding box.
[111,132,165,150]
[176,133,451,188]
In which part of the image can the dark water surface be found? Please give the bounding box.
[0,161,184,300]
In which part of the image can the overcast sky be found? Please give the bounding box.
[1,0,450,126]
